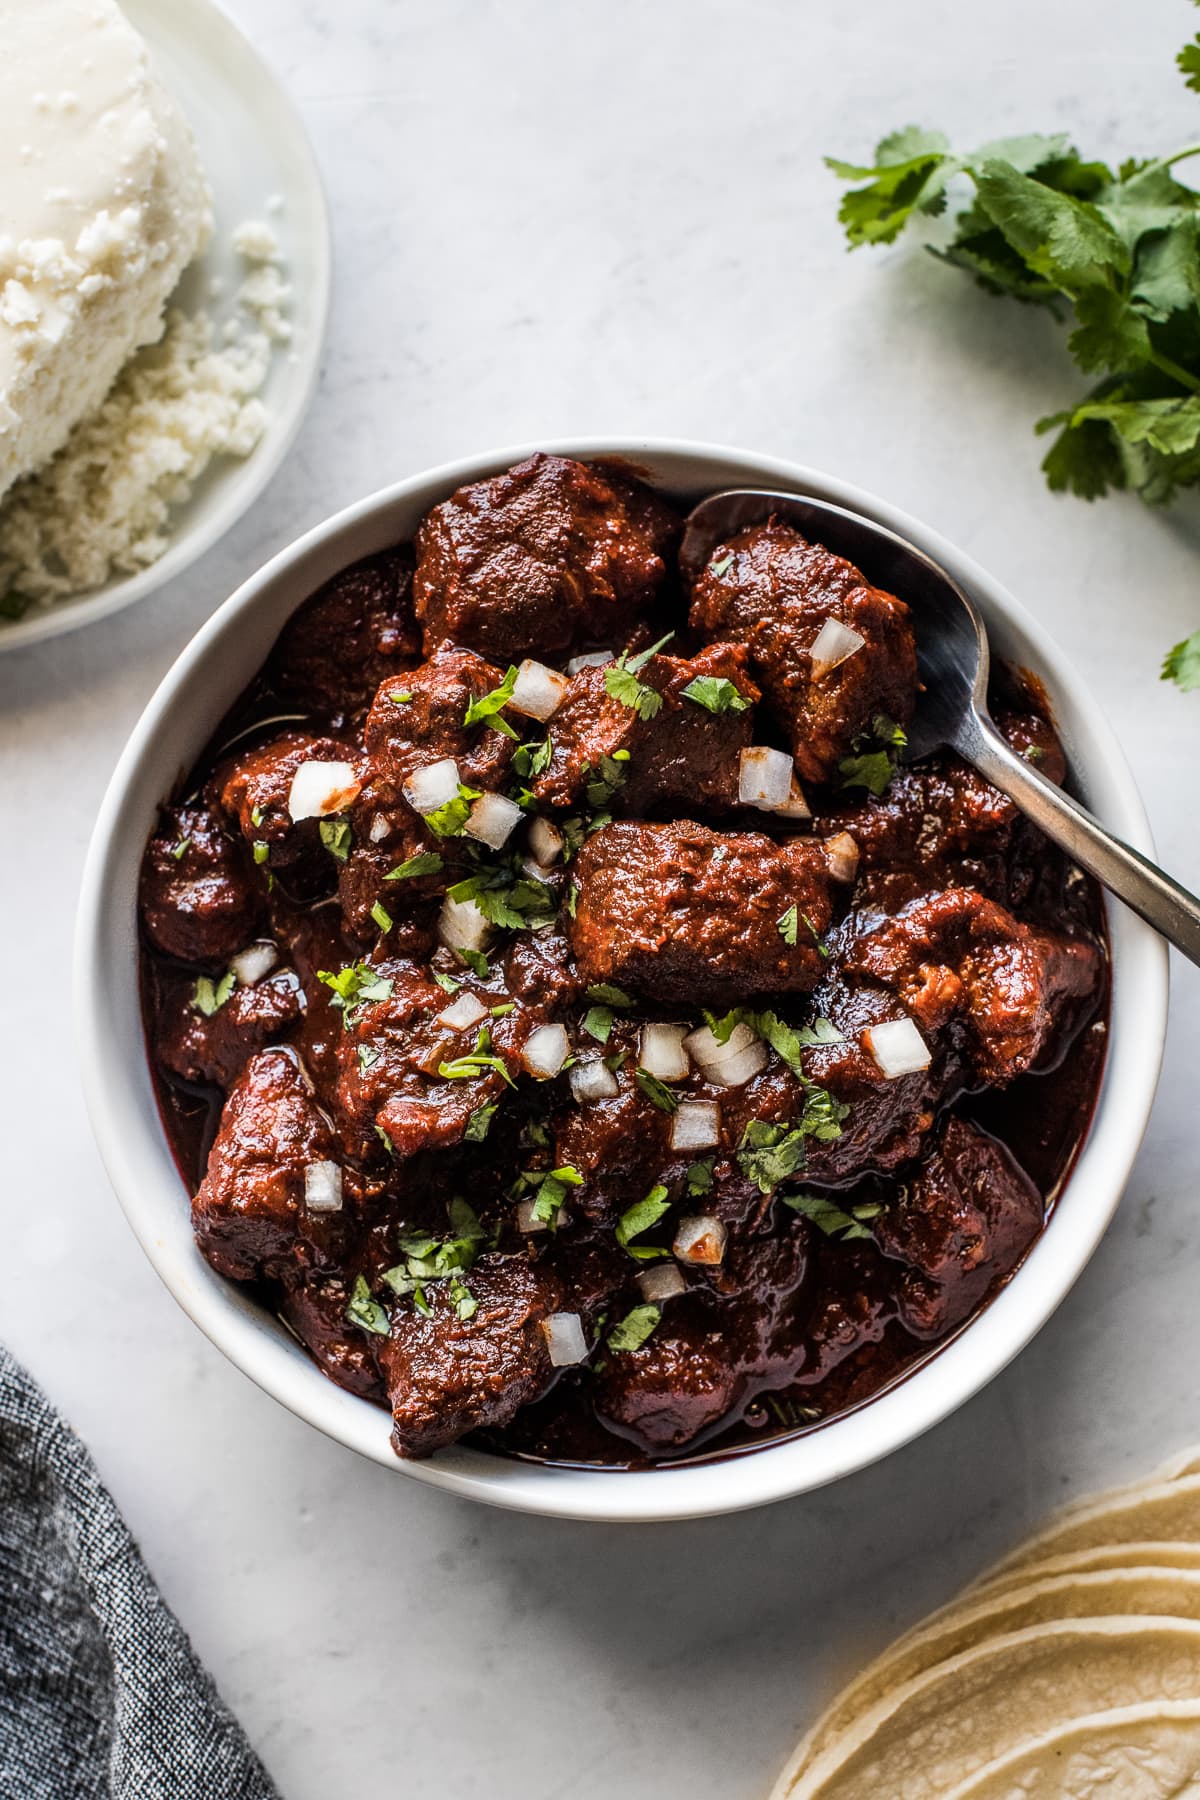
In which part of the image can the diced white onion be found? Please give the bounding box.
[567,650,615,674]
[417,1034,455,1076]
[569,1058,620,1104]
[229,941,277,987]
[522,1022,570,1079]
[521,857,560,887]
[516,1199,550,1234]
[437,894,492,954]
[683,1022,768,1089]
[637,1263,687,1303]
[510,659,569,722]
[639,1023,690,1081]
[403,757,461,816]
[528,816,564,867]
[303,1159,343,1213]
[542,1311,588,1366]
[368,811,391,844]
[824,830,860,884]
[437,991,489,1032]
[670,1100,721,1152]
[775,776,812,822]
[287,759,361,821]
[809,616,866,677]
[863,1015,932,1079]
[464,791,523,850]
[738,745,794,811]
[673,1214,727,1266]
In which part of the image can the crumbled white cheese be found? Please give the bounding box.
[0,0,213,499]
[0,234,290,614]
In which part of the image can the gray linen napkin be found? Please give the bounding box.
[0,1344,279,1799]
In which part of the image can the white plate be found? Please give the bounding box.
[0,0,331,653]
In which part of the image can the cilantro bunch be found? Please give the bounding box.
[828,11,1200,690]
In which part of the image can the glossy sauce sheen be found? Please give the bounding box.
[137,454,1108,1467]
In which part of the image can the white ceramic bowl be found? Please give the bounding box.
[74,439,1169,1522]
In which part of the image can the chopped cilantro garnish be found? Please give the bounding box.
[680,674,749,715]
[783,1191,883,1241]
[802,913,830,957]
[615,1185,671,1260]
[582,1005,615,1045]
[433,970,462,994]
[447,867,555,930]
[449,1277,478,1321]
[252,840,270,866]
[604,634,673,720]
[586,983,635,1008]
[382,1200,489,1312]
[685,1159,715,1197]
[386,850,443,882]
[464,666,520,740]
[566,880,579,919]
[455,947,490,978]
[490,1002,515,1017]
[319,818,352,863]
[839,713,908,795]
[192,970,236,1017]
[424,785,482,838]
[737,1120,810,1194]
[371,900,393,932]
[528,1165,584,1226]
[169,836,190,861]
[250,806,264,828]
[709,552,734,579]
[345,1275,390,1337]
[511,736,554,780]
[1164,631,1200,693]
[357,1042,381,1073]
[636,1068,679,1113]
[777,905,799,946]
[465,1101,498,1142]
[318,961,394,1027]
[375,1124,395,1156]
[390,690,413,704]
[703,1007,747,1046]
[438,1026,516,1087]
[584,752,630,811]
[607,1303,661,1352]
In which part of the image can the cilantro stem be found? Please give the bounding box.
[1140,142,1200,180]
[1146,349,1200,396]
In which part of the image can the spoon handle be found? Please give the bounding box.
[959,712,1200,966]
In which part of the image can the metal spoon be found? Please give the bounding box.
[681,488,1200,965]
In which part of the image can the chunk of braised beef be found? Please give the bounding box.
[872,1116,1043,1339]
[193,1049,352,1282]
[413,453,681,663]
[503,928,584,1014]
[271,547,420,723]
[362,646,515,794]
[822,711,1069,912]
[377,1251,564,1457]
[689,520,917,784]
[569,820,834,1004]
[594,1223,810,1453]
[157,967,304,1089]
[533,643,758,814]
[213,729,361,872]
[140,804,259,965]
[332,956,536,1161]
[842,888,1102,1083]
[279,1276,388,1401]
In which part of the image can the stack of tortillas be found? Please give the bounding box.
[772,1449,1200,1799]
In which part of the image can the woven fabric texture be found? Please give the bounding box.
[0,1344,279,1799]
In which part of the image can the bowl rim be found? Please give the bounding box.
[74,436,1170,1522]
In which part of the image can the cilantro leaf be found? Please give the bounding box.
[586,983,635,1008]
[681,675,750,715]
[464,666,520,739]
[528,1165,584,1227]
[192,970,236,1016]
[319,818,352,863]
[424,786,482,838]
[582,1005,615,1044]
[438,1027,516,1088]
[1164,629,1200,691]
[777,905,798,946]
[604,641,670,721]
[839,713,907,794]
[782,1192,882,1240]
[318,962,393,1026]
[465,1102,498,1142]
[636,1068,679,1113]
[370,900,393,933]
[345,1275,390,1337]
[607,1304,662,1352]
[385,850,443,882]
[615,1185,672,1260]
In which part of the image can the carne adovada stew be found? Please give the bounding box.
[138,454,1108,1465]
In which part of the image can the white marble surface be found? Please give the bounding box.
[3,1,1200,1793]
